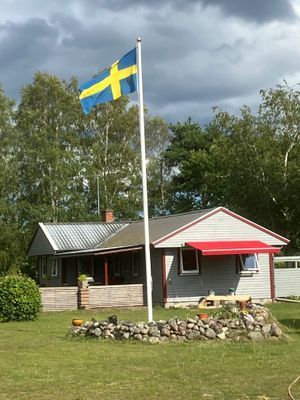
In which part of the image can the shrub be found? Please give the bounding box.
[0,275,42,322]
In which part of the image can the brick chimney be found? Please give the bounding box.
[101,210,114,223]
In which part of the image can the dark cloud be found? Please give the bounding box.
[0,0,300,124]
[88,0,201,12]
[87,0,296,23]
[0,18,59,98]
[201,0,296,23]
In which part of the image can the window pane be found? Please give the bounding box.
[242,254,257,270]
[182,250,197,271]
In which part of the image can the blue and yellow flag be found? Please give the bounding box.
[79,48,137,114]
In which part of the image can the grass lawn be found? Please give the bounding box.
[0,303,299,400]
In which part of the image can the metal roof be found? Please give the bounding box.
[99,209,215,249]
[41,222,128,252]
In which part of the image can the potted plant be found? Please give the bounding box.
[77,274,88,289]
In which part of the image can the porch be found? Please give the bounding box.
[39,248,144,288]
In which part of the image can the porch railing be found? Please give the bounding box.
[39,284,144,311]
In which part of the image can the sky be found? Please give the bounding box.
[1,0,300,124]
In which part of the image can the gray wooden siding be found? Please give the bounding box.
[28,228,54,256]
[40,287,78,311]
[274,269,300,297]
[155,211,286,248]
[165,249,271,303]
[89,284,144,308]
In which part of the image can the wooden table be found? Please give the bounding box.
[199,294,251,308]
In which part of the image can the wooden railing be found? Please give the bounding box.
[39,284,145,311]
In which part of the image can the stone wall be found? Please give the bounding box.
[69,305,283,343]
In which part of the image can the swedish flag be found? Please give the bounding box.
[79,48,137,114]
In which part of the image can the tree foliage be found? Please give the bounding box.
[164,85,300,251]
[0,85,20,274]
[0,74,300,278]
[81,97,141,220]
[0,72,172,275]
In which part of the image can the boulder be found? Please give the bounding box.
[248,331,265,342]
[149,337,160,344]
[262,324,271,334]
[205,328,216,339]
[270,324,282,337]
[217,332,226,340]
[187,331,201,340]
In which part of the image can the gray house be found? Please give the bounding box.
[28,207,289,309]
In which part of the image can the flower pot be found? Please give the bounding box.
[197,313,209,320]
[72,319,84,326]
[239,301,248,311]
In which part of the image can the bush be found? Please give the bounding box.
[0,275,42,322]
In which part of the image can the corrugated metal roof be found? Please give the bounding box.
[42,222,128,251]
[99,209,215,249]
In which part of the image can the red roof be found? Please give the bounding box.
[186,240,281,256]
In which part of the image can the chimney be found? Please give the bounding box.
[101,210,114,223]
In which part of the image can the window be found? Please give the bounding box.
[78,256,92,276]
[41,256,47,278]
[179,248,200,275]
[274,260,298,269]
[131,252,140,277]
[237,254,259,274]
[113,254,121,276]
[51,258,59,278]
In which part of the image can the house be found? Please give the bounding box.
[27,207,289,310]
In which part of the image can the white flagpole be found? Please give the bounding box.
[136,37,153,322]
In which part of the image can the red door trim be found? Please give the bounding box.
[269,254,275,300]
[161,249,167,304]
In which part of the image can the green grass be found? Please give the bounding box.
[0,304,299,400]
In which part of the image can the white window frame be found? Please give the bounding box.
[51,258,59,278]
[238,254,259,274]
[179,248,200,275]
[41,256,47,278]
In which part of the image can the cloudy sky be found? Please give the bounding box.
[1,0,300,123]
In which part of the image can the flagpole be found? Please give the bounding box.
[136,37,153,322]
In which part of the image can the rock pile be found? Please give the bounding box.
[69,304,283,343]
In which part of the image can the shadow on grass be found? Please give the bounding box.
[278,318,300,333]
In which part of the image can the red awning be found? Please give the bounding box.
[185,240,281,256]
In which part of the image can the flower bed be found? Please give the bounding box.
[69,304,283,343]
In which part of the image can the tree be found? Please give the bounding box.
[145,116,171,216]
[80,96,141,220]
[15,73,86,257]
[163,86,300,251]
[164,118,221,213]
[0,85,20,274]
